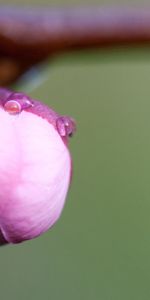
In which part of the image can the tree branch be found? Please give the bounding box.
[1,6,150,85]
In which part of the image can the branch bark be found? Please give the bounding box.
[1,6,150,85]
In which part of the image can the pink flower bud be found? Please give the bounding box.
[0,88,76,245]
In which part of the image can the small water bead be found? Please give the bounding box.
[56,116,76,137]
[4,100,22,115]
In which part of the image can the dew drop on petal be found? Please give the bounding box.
[4,100,22,115]
[56,116,76,137]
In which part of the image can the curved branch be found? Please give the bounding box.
[0,6,150,85]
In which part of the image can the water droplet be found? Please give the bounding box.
[4,100,21,115]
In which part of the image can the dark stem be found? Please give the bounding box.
[1,6,150,85]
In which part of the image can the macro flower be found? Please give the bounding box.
[0,88,75,245]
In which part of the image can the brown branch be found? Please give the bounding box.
[1,6,150,86]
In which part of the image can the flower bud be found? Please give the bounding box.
[0,88,75,245]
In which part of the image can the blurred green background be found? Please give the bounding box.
[1,0,150,300]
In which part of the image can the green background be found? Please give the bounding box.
[1,0,150,299]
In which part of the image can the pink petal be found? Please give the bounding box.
[0,108,71,243]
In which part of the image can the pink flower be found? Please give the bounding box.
[0,88,75,245]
